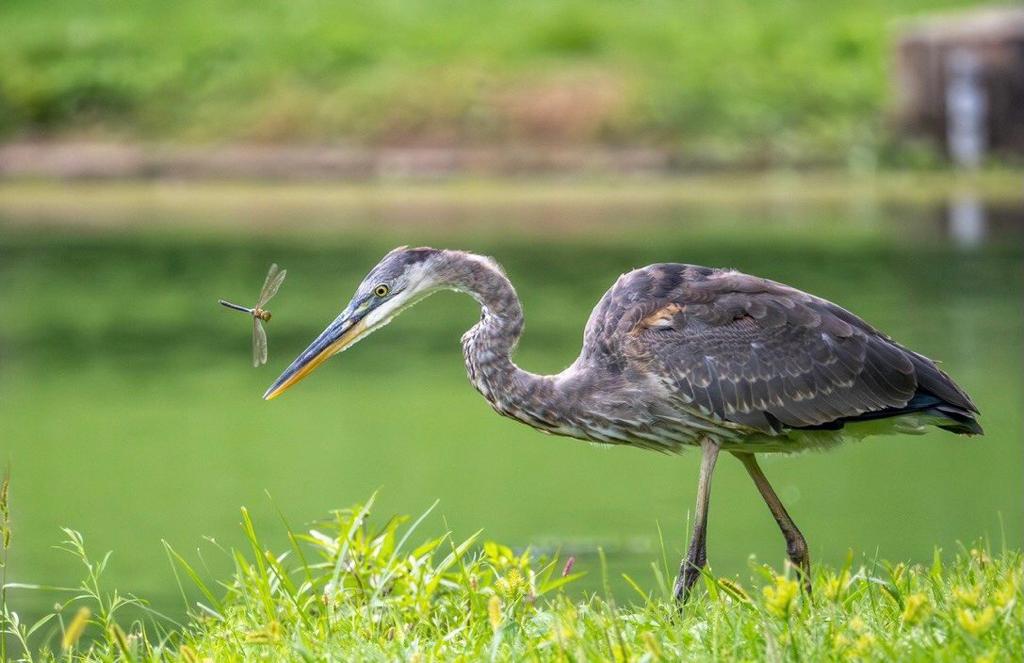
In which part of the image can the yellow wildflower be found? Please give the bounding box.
[496,568,526,598]
[823,570,850,603]
[62,606,91,651]
[993,575,1019,610]
[507,568,525,593]
[762,575,799,618]
[953,585,982,607]
[488,595,503,633]
[957,606,996,637]
[901,593,931,625]
[832,633,851,650]
[849,616,866,633]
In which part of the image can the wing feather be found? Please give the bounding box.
[580,264,979,434]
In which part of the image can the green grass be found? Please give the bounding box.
[0,0,987,163]
[2,495,1021,662]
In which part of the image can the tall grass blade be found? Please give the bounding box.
[161,541,224,616]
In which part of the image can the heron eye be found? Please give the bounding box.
[374,284,390,297]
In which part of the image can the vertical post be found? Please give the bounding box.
[945,47,986,169]
[945,48,988,248]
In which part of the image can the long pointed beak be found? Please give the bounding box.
[263,312,367,400]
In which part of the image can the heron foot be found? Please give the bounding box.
[786,537,812,595]
[675,437,720,603]
[673,556,706,602]
[734,452,813,596]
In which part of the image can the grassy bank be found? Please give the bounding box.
[0,0,985,164]
[3,170,1023,242]
[2,495,1021,662]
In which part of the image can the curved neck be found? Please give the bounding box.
[442,252,559,428]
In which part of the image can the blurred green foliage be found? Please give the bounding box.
[0,0,984,162]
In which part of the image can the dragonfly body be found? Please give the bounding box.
[218,300,272,322]
[219,264,286,366]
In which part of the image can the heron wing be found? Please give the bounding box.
[601,265,977,433]
[258,264,287,307]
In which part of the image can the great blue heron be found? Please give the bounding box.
[264,247,981,601]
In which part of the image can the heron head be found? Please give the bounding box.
[263,246,444,400]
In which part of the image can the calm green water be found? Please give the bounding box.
[1,192,1021,622]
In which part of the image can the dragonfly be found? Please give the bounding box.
[219,263,287,367]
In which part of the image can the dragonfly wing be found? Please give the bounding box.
[257,264,281,306]
[253,318,268,367]
[261,263,280,291]
[259,267,287,307]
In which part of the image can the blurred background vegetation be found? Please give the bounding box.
[0,0,998,166]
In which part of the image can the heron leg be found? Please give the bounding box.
[673,436,720,602]
[734,452,812,593]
